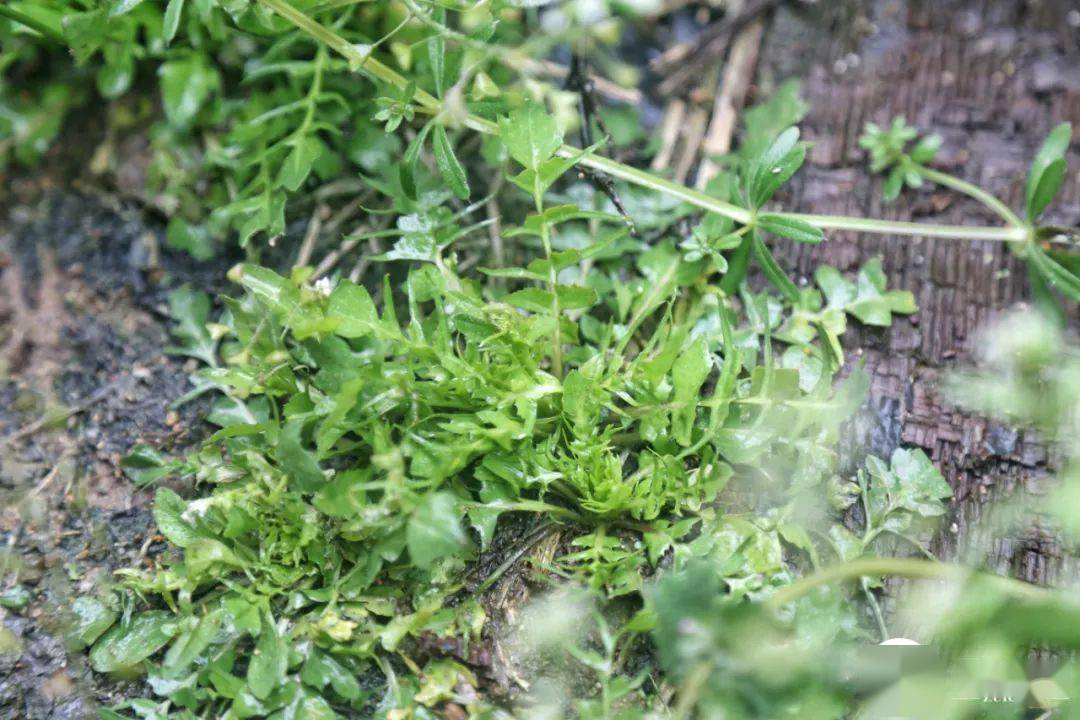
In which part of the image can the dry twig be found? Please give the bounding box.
[696,18,765,188]
[653,0,778,96]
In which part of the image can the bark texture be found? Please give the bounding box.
[756,0,1079,585]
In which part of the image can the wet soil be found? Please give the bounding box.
[0,146,226,718]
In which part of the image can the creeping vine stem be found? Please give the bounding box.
[766,556,1058,610]
[258,0,1031,245]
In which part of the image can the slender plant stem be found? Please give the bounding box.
[534,187,564,377]
[766,557,1056,610]
[257,0,1031,244]
[919,167,1026,229]
[399,0,563,87]
[0,5,64,43]
[779,211,1026,241]
[672,662,713,720]
[297,45,326,136]
[861,577,889,642]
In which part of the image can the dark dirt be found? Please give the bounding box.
[0,150,225,718]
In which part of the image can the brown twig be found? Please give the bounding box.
[565,53,636,233]
[696,18,765,188]
[294,205,327,269]
[650,100,687,172]
[670,64,721,184]
[321,196,366,239]
[529,58,642,105]
[653,0,778,97]
[314,235,363,279]
[347,237,384,283]
[313,213,392,279]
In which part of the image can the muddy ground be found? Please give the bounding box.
[0,169,229,716]
[0,0,1077,718]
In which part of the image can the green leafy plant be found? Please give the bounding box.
[860,116,1077,304]
[1,1,1078,718]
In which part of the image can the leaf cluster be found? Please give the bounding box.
[89,98,930,715]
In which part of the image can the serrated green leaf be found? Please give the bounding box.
[555,284,599,309]
[865,448,952,531]
[166,217,215,261]
[159,55,218,129]
[671,336,711,446]
[278,136,323,191]
[739,79,808,161]
[301,650,361,701]
[327,279,378,338]
[883,166,905,201]
[69,597,117,649]
[509,141,600,195]
[506,285,596,313]
[232,263,299,316]
[164,610,223,671]
[166,285,216,366]
[122,444,177,487]
[153,488,201,547]
[276,421,325,492]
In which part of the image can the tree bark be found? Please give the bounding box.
[756,0,1079,586]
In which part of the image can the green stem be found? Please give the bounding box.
[399,0,561,84]
[919,166,1026,229]
[672,661,713,720]
[534,187,563,378]
[463,499,584,522]
[766,557,1054,610]
[297,45,326,135]
[256,0,1030,245]
[0,5,64,44]
[861,577,889,642]
[778,211,1025,241]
